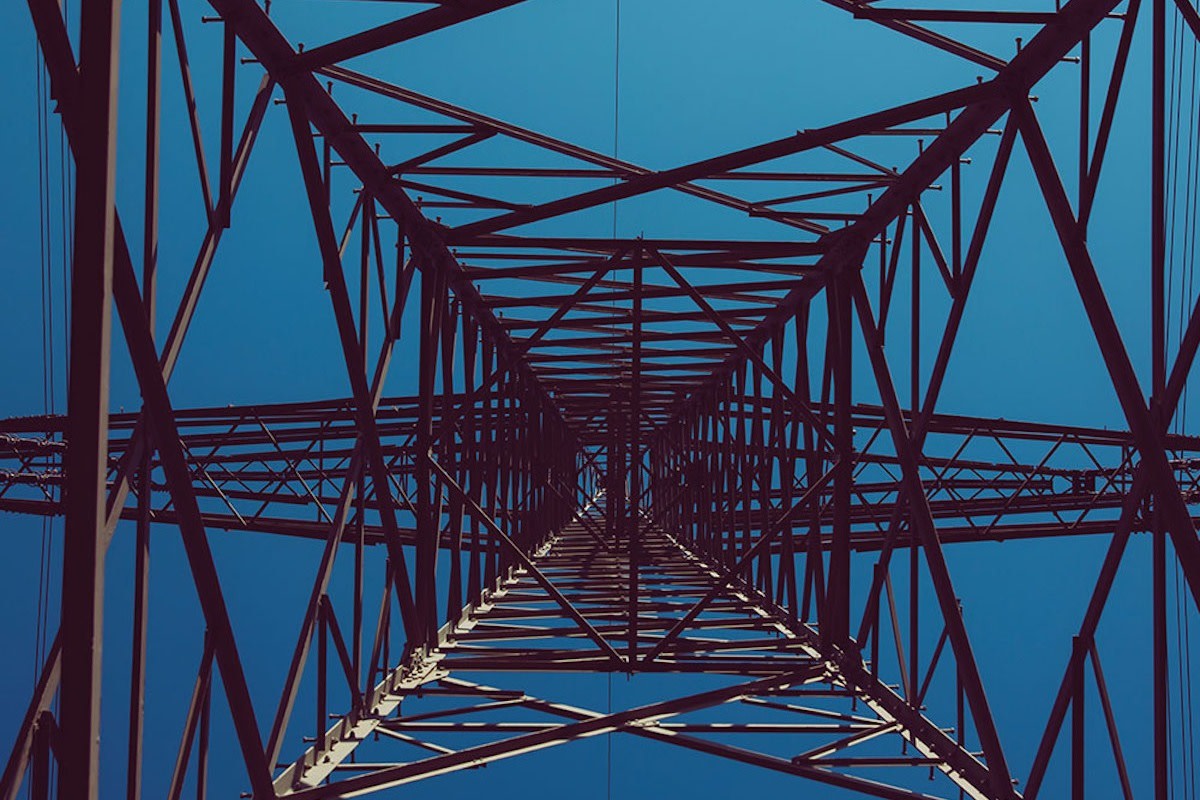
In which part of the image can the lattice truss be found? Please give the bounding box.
[4,0,1200,798]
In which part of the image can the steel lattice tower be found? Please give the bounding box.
[3,0,1200,797]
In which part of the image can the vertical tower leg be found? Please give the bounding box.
[59,0,122,795]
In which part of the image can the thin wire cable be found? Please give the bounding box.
[1180,23,1197,437]
[34,48,44,693]
[47,16,66,800]
[1173,14,1187,405]
[29,26,59,793]
[606,3,620,798]
[1166,13,1200,796]
[60,0,72,382]
[1180,28,1200,796]
[1183,30,1199,796]
[1176,559,1187,800]
[1164,13,1187,798]
[1186,567,1196,800]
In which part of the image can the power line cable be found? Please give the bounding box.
[607,3,621,798]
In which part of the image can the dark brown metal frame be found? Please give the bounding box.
[3,0,1200,797]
